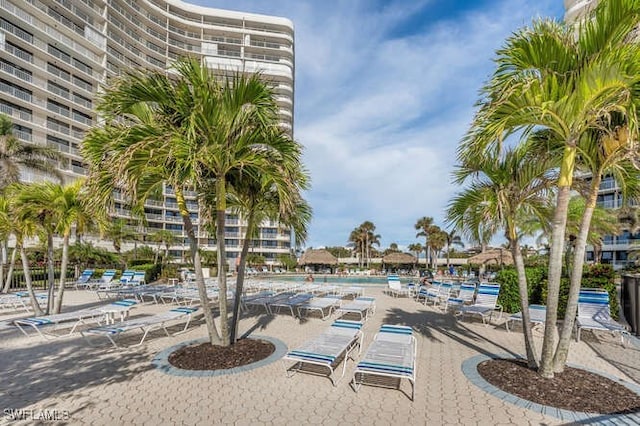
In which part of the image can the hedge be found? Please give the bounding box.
[495,264,618,319]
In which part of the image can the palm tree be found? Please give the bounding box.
[407,243,423,266]
[551,127,640,371]
[84,67,222,346]
[84,58,299,347]
[0,114,61,189]
[13,182,66,314]
[0,195,11,292]
[415,217,435,269]
[348,221,380,269]
[460,0,640,377]
[444,229,464,267]
[448,144,554,368]
[48,180,97,313]
[149,229,177,264]
[428,227,447,268]
[224,156,311,342]
[104,219,138,255]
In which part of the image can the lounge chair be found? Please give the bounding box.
[283,319,363,385]
[387,275,411,298]
[119,270,135,285]
[455,283,502,325]
[269,293,314,317]
[0,293,30,312]
[425,282,453,307]
[85,269,116,290]
[73,269,95,289]
[575,289,629,345]
[297,295,343,320]
[14,299,138,339]
[352,324,417,400]
[335,297,375,321]
[505,304,547,332]
[445,283,477,311]
[244,292,296,314]
[415,283,440,304]
[81,306,200,348]
[339,286,365,298]
[128,271,146,286]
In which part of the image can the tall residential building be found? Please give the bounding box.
[0,0,295,266]
[565,0,638,270]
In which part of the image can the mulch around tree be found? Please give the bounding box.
[478,359,640,414]
[168,338,275,371]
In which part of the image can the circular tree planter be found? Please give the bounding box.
[462,354,640,423]
[152,335,287,377]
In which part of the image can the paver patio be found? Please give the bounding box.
[0,285,638,425]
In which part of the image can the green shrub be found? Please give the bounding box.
[131,263,162,284]
[494,266,547,313]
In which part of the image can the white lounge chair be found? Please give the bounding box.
[445,283,477,311]
[352,324,417,400]
[0,293,31,312]
[14,299,138,339]
[335,297,375,321]
[387,275,411,298]
[505,304,547,332]
[81,306,200,348]
[283,320,363,385]
[269,293,314,317]
[297,295,342,320]
[455,283,502,325]
[575,289,629,345]
[73,269,96,290]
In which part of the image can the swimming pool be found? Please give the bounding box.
[260,274,415,286]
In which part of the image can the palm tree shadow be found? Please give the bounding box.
[0,336,154,414]
[383,307,521,358]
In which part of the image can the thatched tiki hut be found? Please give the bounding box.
[467,248,513,267]
[298,249,338,273]
[382,252,417,273]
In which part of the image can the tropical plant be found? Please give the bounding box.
[0,114,62,189]
[84,58,305,347]
[223,155,311,342]
[83,60,223,345]
[448,144,555,368]
[415,217,435,268]
[407,243,423,264]
[444,229,464,267]
[39,180,97,313]
[460,0,640,377]
[149,229,177,264]
[104,219,139,255]
[348,221,380,268]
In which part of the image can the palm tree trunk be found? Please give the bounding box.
[446,242,451,269]
[509,233,538,368]
[539,146,575,378]
[54,234,70,314]
[20,243,43,316]
[216,184,230,346]
[0,243,4,293]
[176,187,221,345]
[46,232,55,315]
[553,178,599,372]
[230,209,255,343]
[2,246,17,293]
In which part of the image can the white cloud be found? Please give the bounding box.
[192,0,564,248]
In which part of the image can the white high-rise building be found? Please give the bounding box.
[565,0,639,270]
[0,0,295,265]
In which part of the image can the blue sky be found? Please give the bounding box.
[189,0,565,250]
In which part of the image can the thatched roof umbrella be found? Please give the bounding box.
[382,252,417,274]
[382,252,417,265]
[298,249,338,268]
[467,249,513,266]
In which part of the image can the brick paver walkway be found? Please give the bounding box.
[1,285,638,425]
